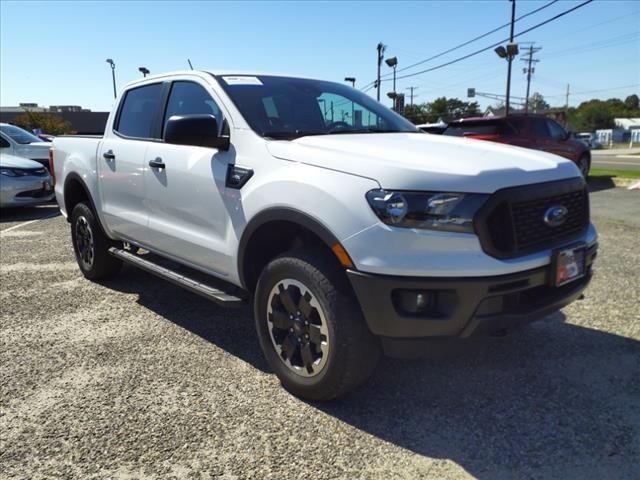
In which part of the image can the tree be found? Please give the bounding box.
[624,94,639,110]
[568,100,615,131]
[528,92,550,112]
[10,110,75,135]
[404,97,480,123]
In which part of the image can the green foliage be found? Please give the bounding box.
[11,110,75,135]
[528,92,550,112]
[404,97,481,124]
[624,94,639,110]
[568,96,640,132]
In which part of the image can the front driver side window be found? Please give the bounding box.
[163,81,224,136]
[547,120,567,140]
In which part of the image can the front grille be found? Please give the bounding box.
[511,189,587,250]
[476,178,589,258]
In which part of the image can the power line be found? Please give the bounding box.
[544,84,640,98]
[361,0,559,89]
[378,0,595,85]
[394,0,558,75]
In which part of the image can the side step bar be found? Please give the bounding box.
[108,247,245,307]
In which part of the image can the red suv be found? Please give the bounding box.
[443,114,591,177]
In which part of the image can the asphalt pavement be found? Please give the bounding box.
[1,190,639,479]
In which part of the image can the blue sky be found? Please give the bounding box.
[1,0,638,112]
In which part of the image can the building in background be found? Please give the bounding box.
[0,103,108,134]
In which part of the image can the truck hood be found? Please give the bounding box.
[265,132,580,193]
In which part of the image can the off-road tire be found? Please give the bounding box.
[70,202,122,280]
[254,248,381,401]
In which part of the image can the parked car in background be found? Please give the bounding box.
[443,114,591,177]
[0,152,54,207]
[0,123,51,169]
[416,121,447,134]
[574,132,602,150]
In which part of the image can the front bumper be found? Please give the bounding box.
[0,175,54,207]
[348,243,597,344]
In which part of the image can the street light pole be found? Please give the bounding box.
[505,0,516,115]
[106,59,116,99]
[344,77,356,88]
[376,42,386,102]
[139,67,150,77]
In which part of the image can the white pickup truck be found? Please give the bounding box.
[52,71,597,400]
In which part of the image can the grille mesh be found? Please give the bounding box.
[511,189,588,250]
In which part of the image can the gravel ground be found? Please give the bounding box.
[1,190,639,480]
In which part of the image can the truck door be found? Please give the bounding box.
[143,80,233,276]
[98,83,164,244]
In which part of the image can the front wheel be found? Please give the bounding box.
[577,154,590,178]
[254,249,380,401]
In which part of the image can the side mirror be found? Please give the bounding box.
[165,114,230,150]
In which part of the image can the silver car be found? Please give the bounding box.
[0,153,54,207]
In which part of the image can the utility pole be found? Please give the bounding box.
[505,0,516,116]
[406,86,419,107]
[521,44,541,113]
[376,42,386,102]
[565,84,570,109]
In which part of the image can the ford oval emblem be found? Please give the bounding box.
[544,205,568,227]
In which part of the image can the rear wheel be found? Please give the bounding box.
[70,202,122,279]
[577,154,590,178]
[254,249,380,401]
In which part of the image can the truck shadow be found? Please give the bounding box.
[314,313,640,478]
[102,267,639,477]
[101,264,270,372]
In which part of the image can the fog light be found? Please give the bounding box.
[392,289,437,315]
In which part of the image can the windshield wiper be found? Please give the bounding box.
[263,130,325,140]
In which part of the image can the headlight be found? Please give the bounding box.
[366,189,489,233]
[0,167,18,177]
[0,168,38,177]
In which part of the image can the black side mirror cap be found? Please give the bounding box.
[165,114,230,150]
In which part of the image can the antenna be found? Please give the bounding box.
[187,59,194,70]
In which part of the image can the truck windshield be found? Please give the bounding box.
[0,124,43,144]
[215,75,420,139]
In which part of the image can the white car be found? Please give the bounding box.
[0,123,51,169]
[51,71,597,400]
[0,153,54,207]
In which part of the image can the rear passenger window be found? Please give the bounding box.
[163,82,224,136]
[115,83,163,139]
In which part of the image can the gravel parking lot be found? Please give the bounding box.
[1,189,639,479]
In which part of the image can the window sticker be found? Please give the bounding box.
[222,76,263,86]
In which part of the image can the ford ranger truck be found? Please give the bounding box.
[51,71,597,401]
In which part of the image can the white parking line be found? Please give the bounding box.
[0,213,59,233]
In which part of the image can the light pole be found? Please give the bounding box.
[344,77,356,87]
[495,0,518,115]
[376,42,386,101]
[139,67,150,77]
[106,58,116,99]
[385,57,398,110]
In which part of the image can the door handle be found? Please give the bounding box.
[148,157,166,169]
[103,150,116,160]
